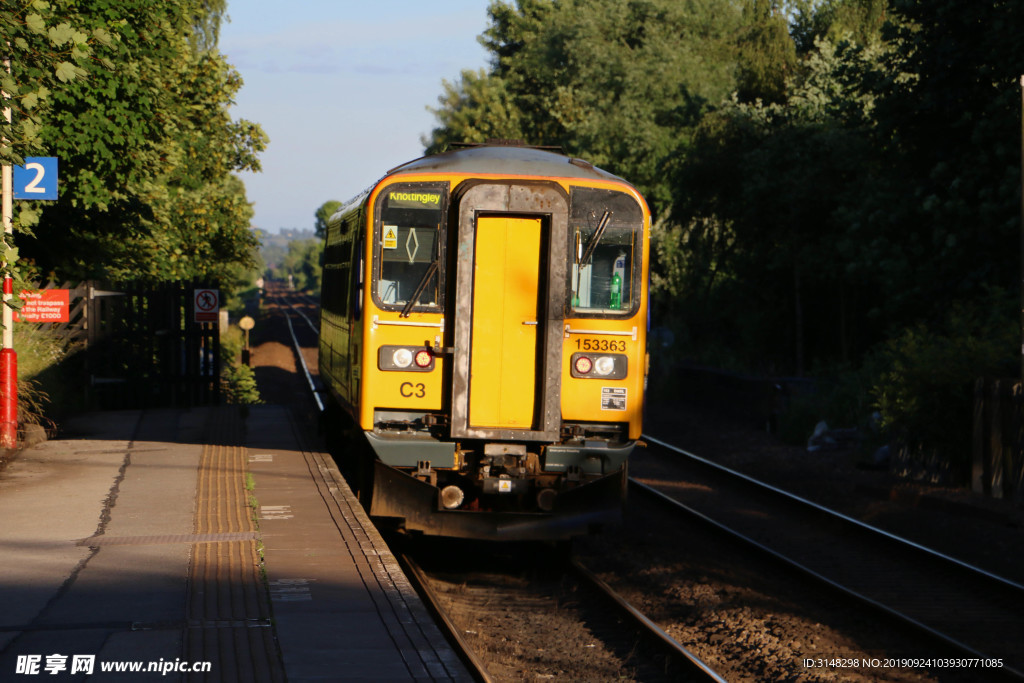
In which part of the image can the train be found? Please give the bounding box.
[318,141,650,540]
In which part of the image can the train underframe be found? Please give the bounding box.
[356,427,632,541]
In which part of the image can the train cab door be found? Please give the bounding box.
[450,183,568,442]
[468,214,543,429]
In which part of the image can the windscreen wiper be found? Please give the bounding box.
[578,210,611,267]
[400,259,439,318]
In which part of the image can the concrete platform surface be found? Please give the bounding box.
[0,406,469,682]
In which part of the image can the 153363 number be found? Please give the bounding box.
[575,338,627,353]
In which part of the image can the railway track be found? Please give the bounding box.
[396,540,726,683]
[611,436,1024,681]
[268,285,729,680]
[266,283,1021,680]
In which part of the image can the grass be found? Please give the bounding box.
[243,468,271,591]
[10,324,84,432]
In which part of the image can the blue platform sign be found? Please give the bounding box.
[13,157,59,200]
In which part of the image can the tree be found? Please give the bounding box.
[0,1,111,168]
[273,238,322,292]
[423,69,523,154]
[314,200,342,238]
[789,0,889,53]
[667,4,889,373]
[1,0,116,288]
[426,0,746,218]
[17,0,266,284]
[735,0,797,104]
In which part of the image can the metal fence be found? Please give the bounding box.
[972,378,1023,500]
[31,280,221,409]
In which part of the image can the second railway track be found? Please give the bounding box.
[588,435,1024,681]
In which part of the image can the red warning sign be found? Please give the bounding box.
[15,289,70,323]
[194,288,220,323]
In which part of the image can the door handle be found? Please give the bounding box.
[522,321,538,326]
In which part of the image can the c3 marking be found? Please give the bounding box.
[400,382,426,398]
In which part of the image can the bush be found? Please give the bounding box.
[13,325,85,429]
[219,320,261,406]
[868,290,1016,483]
[221,363,261,405]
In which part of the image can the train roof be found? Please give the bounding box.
[386,144,630,185]
[332,145,636,223]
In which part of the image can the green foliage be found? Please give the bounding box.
[9,0,267,285]
[13,323,86,424]
[426,0,1024,479]
[1,0,117,291]
[219,323,261,406]
[868,290,1017,482]
[0,0,109,168]
[315,200,342,238]
[272,238,323,293]
[790,0,889,53]
[221,363,261,405]
[427,0,746,217]
[423,69,524,153]
[735,0,798,104]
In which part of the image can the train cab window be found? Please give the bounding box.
[373,184,448,312]
[569,187,643,317]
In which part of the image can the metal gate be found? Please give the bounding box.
[84,280,221,409]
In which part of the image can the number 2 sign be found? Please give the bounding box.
[13,157,59,200]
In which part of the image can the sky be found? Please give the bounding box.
[218,0,494,234]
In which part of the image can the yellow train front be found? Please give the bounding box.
[319,143,650,540]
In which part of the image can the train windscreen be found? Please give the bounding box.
[569,188,643,316]
[374,185,447,311]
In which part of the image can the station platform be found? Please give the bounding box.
[0,405,470,682]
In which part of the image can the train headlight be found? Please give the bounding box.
[392,348,413,368]
[570,352,628,379]
[379,345,436,371]
[593,356,615,376]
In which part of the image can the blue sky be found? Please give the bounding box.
[218,1,493,234]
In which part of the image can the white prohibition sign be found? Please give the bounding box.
[195,289,219,312]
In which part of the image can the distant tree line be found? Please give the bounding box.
[426,0,1024,476]
[2,0,266,290]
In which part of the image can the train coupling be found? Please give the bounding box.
[478,442,532,495]
[481,473,529,495]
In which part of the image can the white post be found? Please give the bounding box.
[1,49,17,448]
[2,51,11,351]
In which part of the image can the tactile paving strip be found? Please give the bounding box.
[184,410,285,682]
[78,532,259,546]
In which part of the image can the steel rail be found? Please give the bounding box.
[632,439,1024,681]
[642,434,1024,595]
[395,552,493,683]
[285,296,319,335]
[568,558,727,683]
[281,299,324,412]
